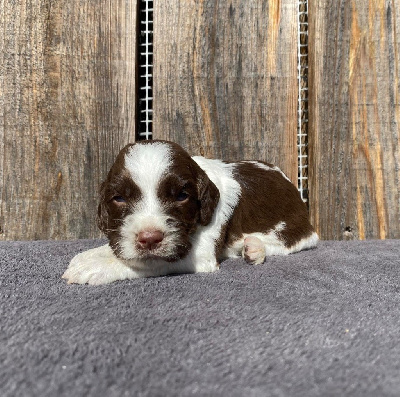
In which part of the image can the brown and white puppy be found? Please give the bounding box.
[63,140,318,285]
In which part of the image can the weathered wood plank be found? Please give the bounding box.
[0,0,137,240]
[153,0,298,182]
[308,0,400,239]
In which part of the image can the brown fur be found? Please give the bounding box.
[216,161,314,258]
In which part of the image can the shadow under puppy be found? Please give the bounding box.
[63,140,318,285]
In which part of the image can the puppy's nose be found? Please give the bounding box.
[137,230,164,250]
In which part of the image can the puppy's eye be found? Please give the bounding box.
[176,191,189,202]
[112,195,126,204]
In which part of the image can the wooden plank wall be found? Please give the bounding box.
[308,0,400,240]
[1,0,399,241]
[153,0,299,183]
[0,0,137,240]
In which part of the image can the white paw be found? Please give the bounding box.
[189,252,220,274]
[242,236,266,265]
[62,244,137,285]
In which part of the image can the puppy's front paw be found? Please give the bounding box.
[243,236,266,265]
[62,244,137,285]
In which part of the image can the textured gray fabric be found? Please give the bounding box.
[1,239,400,397]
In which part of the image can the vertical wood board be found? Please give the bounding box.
[0,0,137,240]
[153,0,299,183]
[308,0,400,239]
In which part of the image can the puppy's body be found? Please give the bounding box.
[63,140,318,285]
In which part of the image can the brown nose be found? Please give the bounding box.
[137,230,164,250]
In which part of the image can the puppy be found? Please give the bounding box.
[63,140,318,285]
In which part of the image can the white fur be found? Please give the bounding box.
[118,143,176,260]
[225,227,319,263]
[62,244,197,283]
[62,244,137,285]
[188,156,242,271]
[286,231,319,254]
[242,236,266,265]
[244,161,292,182]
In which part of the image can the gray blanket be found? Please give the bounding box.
[1,239,399,396]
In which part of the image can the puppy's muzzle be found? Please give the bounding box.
[137,229,164,251]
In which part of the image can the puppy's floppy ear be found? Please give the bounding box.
[97,181,109,235]
[197,171,220,226]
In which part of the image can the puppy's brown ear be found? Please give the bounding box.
[97,181,109,235]
[197,173,220,226]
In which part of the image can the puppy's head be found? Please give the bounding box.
[98,140,220,262]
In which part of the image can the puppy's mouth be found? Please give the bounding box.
[134,243,189,262]
[128,225,193,262]
[111,222,193,263]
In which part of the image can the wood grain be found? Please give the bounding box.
[153,0,299,182]
[0,0,137,240]
[308,0,400,239]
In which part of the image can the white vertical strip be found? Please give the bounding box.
[297,0,309,202]
[139,0,153,140]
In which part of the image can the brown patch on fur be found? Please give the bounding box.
[165,141,220,226]
[97,144,142,252]
[218,161,314,256]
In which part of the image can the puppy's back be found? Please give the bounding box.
[221,160,316,253]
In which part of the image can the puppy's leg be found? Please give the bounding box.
[62,244,138,285]
[242,236,266,265]
[241,230,318,265]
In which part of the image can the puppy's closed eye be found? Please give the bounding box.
[112,195,126,204]
[176,191,189,202]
